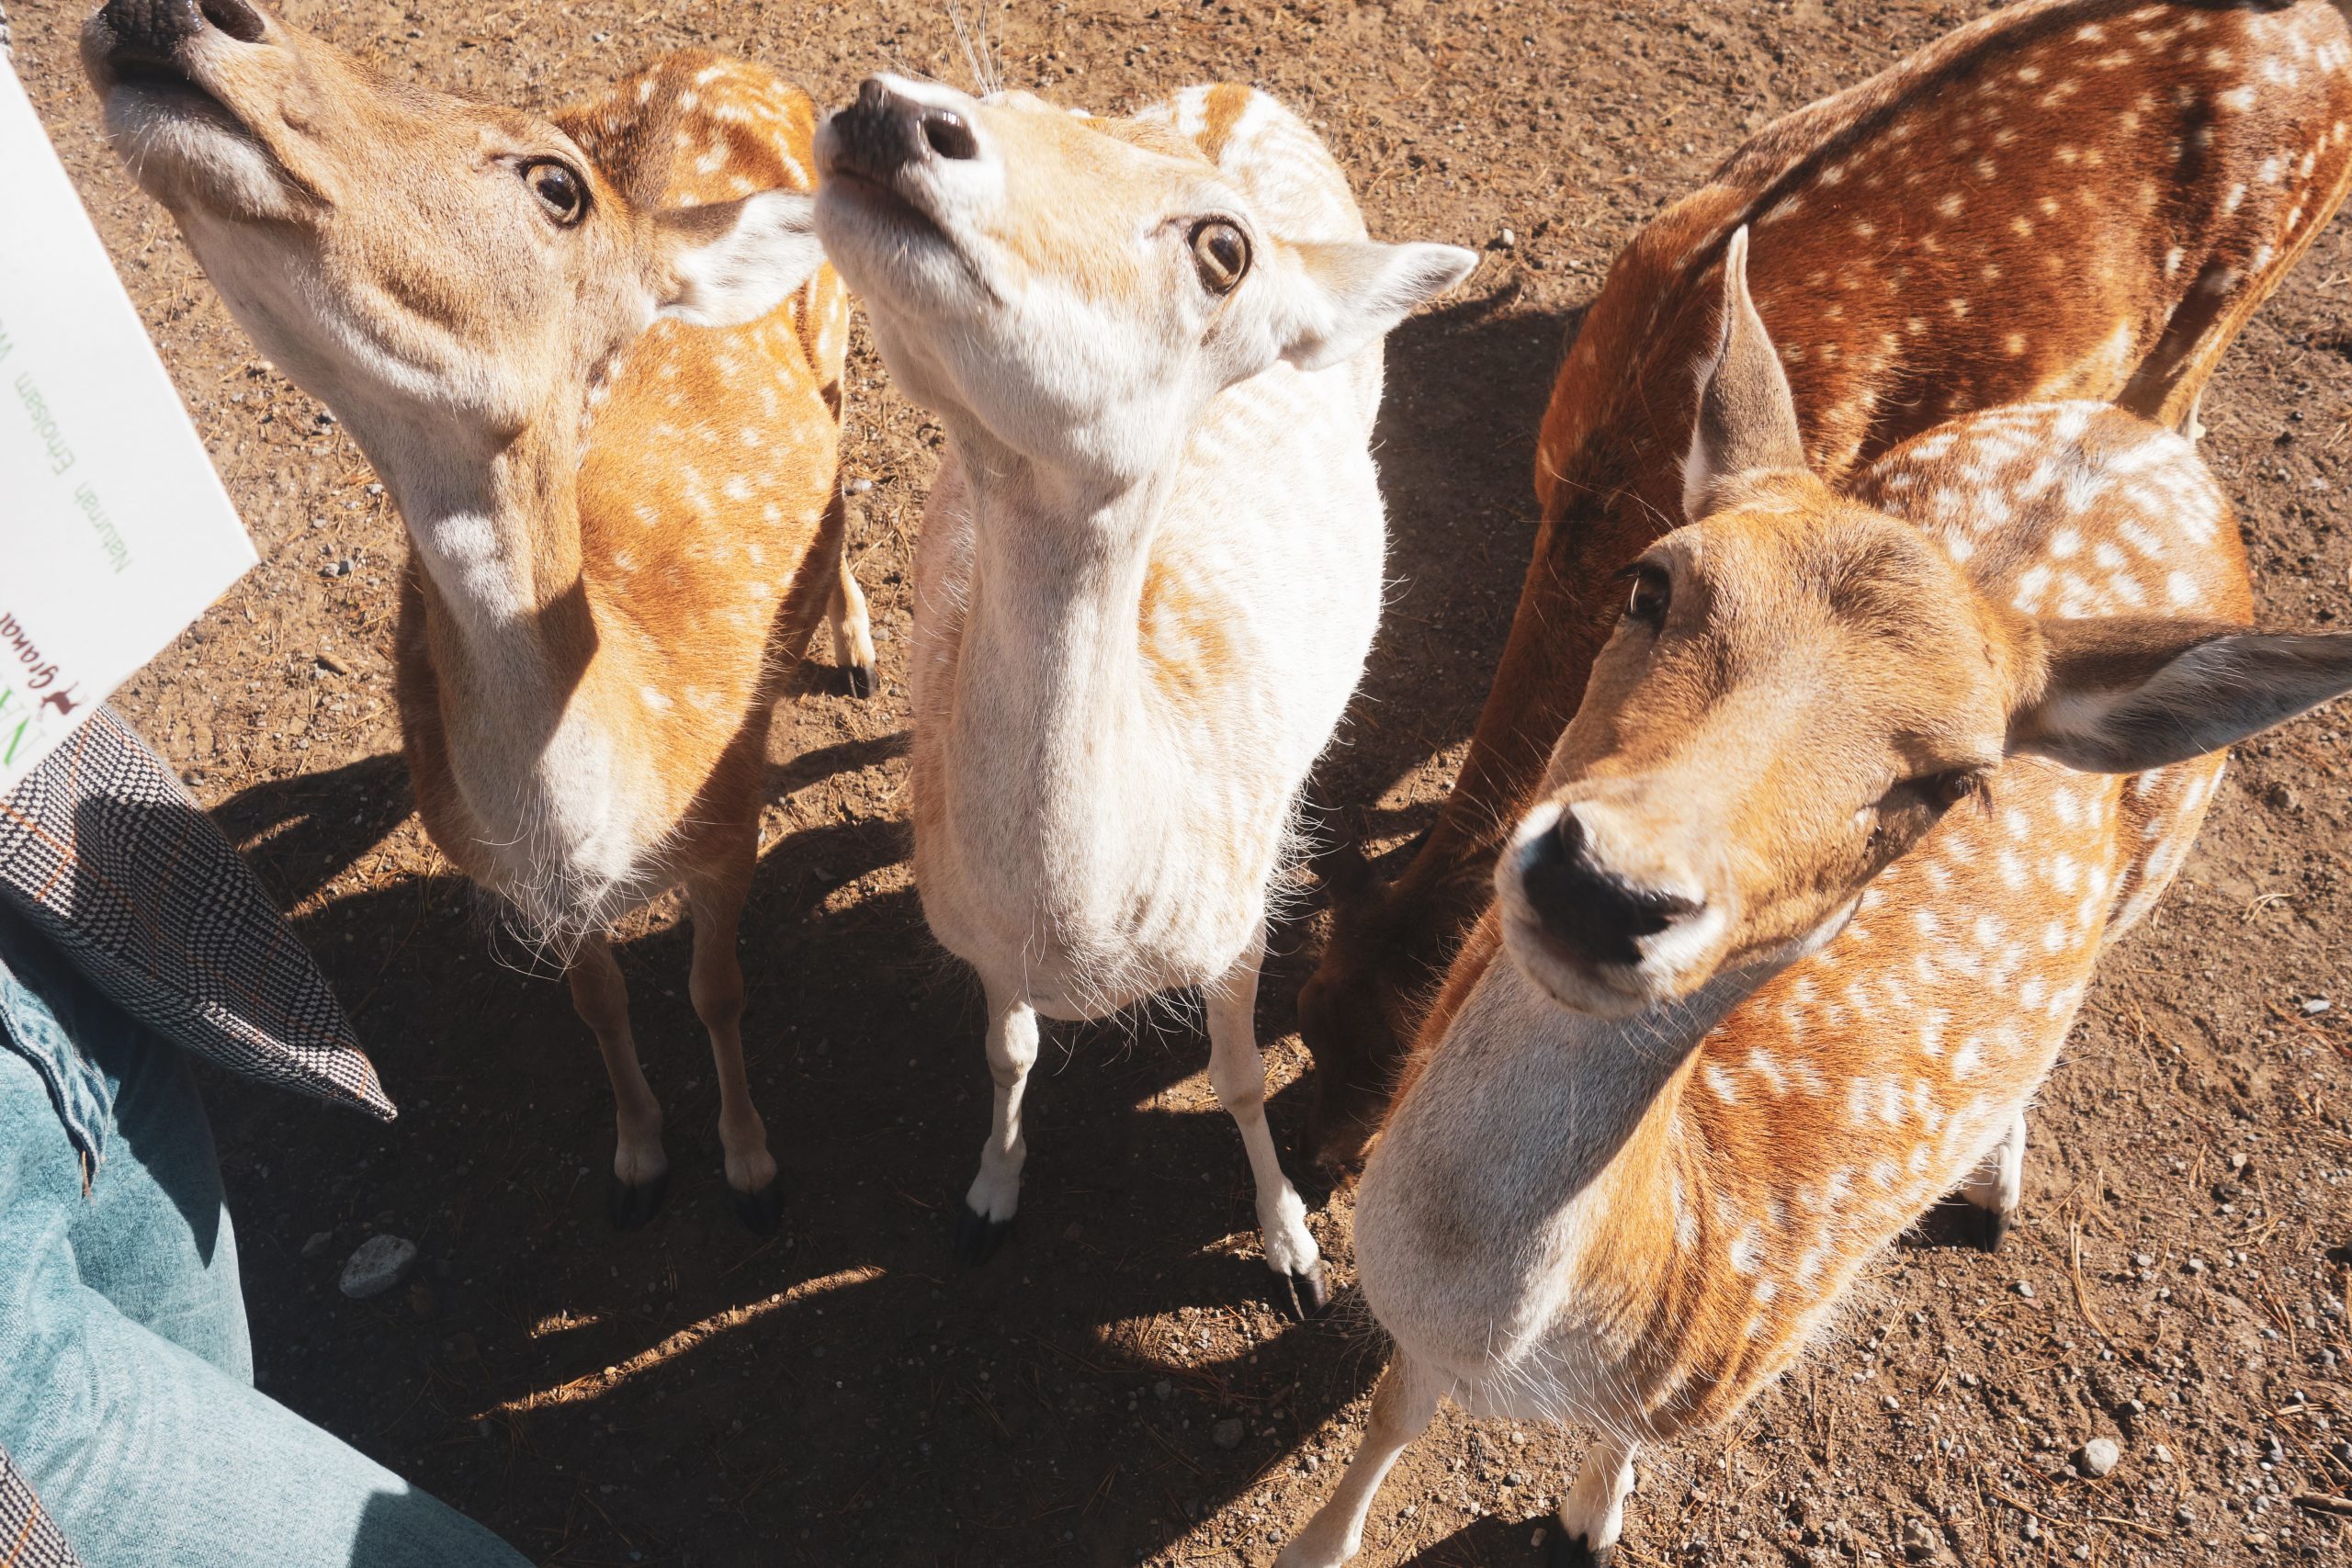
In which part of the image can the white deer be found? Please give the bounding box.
[814,77,1474,1312]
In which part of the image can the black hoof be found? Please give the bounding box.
[1544,1529,1612,1568]
[844,661,877,700]
[953,1201,1013,1265]
[607,1169,669,1232]
[1961,1203,2013,1254]
[1276,1259,1331,1321]
[730,1177,786,1235]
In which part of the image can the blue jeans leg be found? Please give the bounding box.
[72,1015,253,1385]
[0,969,531,1567]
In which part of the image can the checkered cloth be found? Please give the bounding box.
[0,1449,74,1568]
[0,707,394,1122]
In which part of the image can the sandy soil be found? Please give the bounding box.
[10,0,2352,1563]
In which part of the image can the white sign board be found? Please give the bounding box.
[0,58,255,793]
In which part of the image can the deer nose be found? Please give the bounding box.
[100,0,266,55]
[1515,809,1704,969]
[831,78,979,184]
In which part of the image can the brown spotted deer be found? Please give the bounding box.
[813,78,1474,1312]
[81,0,876,1231]
[1280,231,2352,1568]
[1299,0,2352,1171]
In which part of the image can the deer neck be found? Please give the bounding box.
[1364,950,1788,1363]
[944,426,1182,832]
[366,399,603,818]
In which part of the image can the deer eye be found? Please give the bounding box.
[1621,561,1670,628]
[1920,768,1988,811]
[524,160,589,226]
[1190,220,1250,293]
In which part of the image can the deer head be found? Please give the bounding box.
[80,0,823,475]
[812,75,1473,487]
[1498,230,2352,1019]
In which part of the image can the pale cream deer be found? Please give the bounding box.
[812,77,1474,1312]
[1282,231,2352,1567]
[82,0,876,1231]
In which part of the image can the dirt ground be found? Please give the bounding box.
[14,0,2352,1563]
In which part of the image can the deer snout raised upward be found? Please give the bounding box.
[95,0,265,58]
[825,75,979,187]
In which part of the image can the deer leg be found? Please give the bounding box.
[567,934,668,1230]
[1551,1434,1639,1568]
[1277,1352,1443,1568]
[1959,1108,2028,1253]
[956,976,1038,1265]
[1205,925,1327,1319]
[828,543,877,700]
[685,856,781,1234]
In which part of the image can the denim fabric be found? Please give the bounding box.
[0,903,117,1173]
[0,924,531,1568]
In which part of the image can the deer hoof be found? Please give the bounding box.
[845,661,878,701]
[730,1177,786,1235]
[1544,1530,1614,1568]
[607,1170,669,1232]
[1277,1258,1331,1322]
[1962,1204,2013,1254]
[953,1201,1013,1265]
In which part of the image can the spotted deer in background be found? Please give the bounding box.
[1280,230,2352,1568]
[82,0,876,1232]
[814,76,1474,1312]
[1298,0,2352,1172]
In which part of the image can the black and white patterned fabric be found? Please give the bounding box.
[0,1446,80,1568]
[0,706,393,1122]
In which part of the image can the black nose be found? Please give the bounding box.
[831,78,978,183]
[100,0,265,57]
[1516,811,1702,968]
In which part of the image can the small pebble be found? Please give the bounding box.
[300,1230,334,1260]
[1212,1417,1244,1450]
[338,1235,417,1300]
[2014,1280,2036,1299]
[2302,997,2331,1015]
[2075,1437,2122,1478]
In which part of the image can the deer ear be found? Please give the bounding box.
[652,190,825,328]
[2007,615,2352,773]
[1273,239,1477,373]
[1680,226,1806,521]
